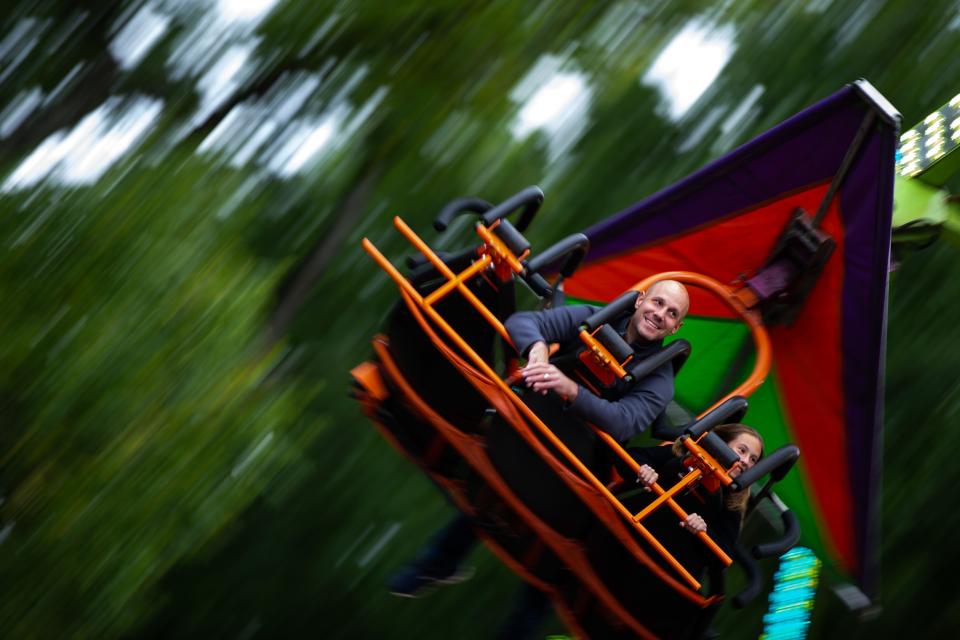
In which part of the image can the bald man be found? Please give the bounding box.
[508,279,690,442]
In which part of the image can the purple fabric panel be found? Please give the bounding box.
[579,83,897,598]
[583,86,863,260]
[838,121,897,599]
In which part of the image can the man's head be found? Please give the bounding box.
[627,279,689,342]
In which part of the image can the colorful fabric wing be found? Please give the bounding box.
[565,80,900,602]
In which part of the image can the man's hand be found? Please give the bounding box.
[525,341,550,366]
[520,361,578,401]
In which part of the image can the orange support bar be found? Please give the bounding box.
[634,471,702,522]
[423,254,493,306]
[640,474,732,566]
[390,217,514,346]
[474,221,529,275]
[578,329,631,379]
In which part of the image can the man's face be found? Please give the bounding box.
[630,282,688,341]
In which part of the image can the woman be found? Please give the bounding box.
[635,423,764,539]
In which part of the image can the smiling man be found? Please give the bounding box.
[511,279,690,441]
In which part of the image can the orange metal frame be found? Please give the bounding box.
[361,217,772,592]
[577,328,632,381]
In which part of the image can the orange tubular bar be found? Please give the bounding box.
[635,471,703,522]
[639,471,732,566]
[683,435,735,488]
[362,234,704,591]
[578,329,631,379]
[424,254,493,305]
[474,222,528,274]
[391,217,514,346]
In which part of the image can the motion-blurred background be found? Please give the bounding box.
[2,1,959,638]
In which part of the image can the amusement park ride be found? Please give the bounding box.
[350,80,960,639]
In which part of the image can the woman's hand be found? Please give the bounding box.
[680,513,707,534]
[520,361,578,401]
[636,464,658,490]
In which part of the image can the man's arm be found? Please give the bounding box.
[507,306,594,398]
[567,364,674,441]
[504,306,594,358]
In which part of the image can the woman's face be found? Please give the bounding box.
[726,433,762,478]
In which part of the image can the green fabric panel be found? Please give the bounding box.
[667,315,749,410]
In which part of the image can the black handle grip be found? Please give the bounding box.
[628,339,691,381]
[480,186,544,232]
[683,396,750,439]
[525,233,590,278]
[752,509,800,559]
[700,431,740,470]
[492,218,531,256]
[524,272,553,298]
[730,444,800,492]
[434,197,493,232]
[580,291,639,332]
[731,544,764,609]
[594,324,634,363]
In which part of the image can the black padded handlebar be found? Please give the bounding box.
[699,431,740,470]
[525,233,590,278]
[493,219,531,256]
[433,197,493,232]
[628,339,691,381]
[480,186,545,232]
[580,291,639,332]
[729,444,800,492]
[523,272,553,298]
[683,396,750,439]
[752,509,800,559]
[731,545,764,608]
[595,324,634,363]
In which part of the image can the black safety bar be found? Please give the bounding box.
[683,396,750,439]
[752,509,800,559]
[433,197,493,232]
[729,444,800,492]
[731,545,764,608]
[525,233,590,279]
[699,431,741,470]
[479,185,544,232]
[580,291,639,332]
[628,339,691,381]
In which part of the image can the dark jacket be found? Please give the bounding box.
[504,304,675,442]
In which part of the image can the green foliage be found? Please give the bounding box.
[0,153,319,637]
[3,0,960,638]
